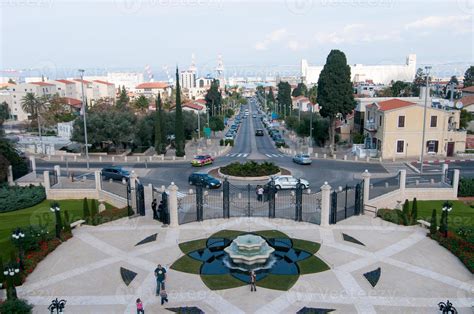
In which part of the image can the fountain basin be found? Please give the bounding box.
[224,234,275,266]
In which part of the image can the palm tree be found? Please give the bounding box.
[21,93,48,140]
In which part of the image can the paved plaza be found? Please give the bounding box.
[17,213,474,313]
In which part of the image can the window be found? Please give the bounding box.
[430,116,437,127]
[396,140,405,153]
[398,116,405,128]
[378,116,382,126]
[427,140,439,153]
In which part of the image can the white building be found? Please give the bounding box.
[53,80,77,98]
[107,72,144,90]
[292,96,319,113]
[92,80,116,100]
[57,121,74,139]
[7,82,57,121]
[302,54,417,85]
[180,70,196,90]
[135,82,171,98]
[71,79,115,105]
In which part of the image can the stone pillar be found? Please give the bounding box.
[320,182,331,227]
[7,165,14,186]
[129,171,138,212]
[144,183,153,217]
[399,169,406,198]
[94,171,102,192]
[43,171,51,198]
[361,170,371,207]
[29,156,36,172]
[54,165,61,177]
[168,183,179,228]
[442,163,448,182]
[453,169,460,198]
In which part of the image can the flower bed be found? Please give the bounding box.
[220,161,280,177]
[430,231,474,273]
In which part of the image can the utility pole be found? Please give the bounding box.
[79,69,90,170]
[419,66,431,174]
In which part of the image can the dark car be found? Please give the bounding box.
[101,166,130,181]
[188,173,222,189]
[255,129,264,136]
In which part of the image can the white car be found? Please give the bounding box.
[269,175,309,190]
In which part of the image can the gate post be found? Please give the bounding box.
[196,184,204,222]
[344,184,348,219]
[354,183,361,215]
[295,181,303,222]
[320,182,332,227]
[268,181,275,218]
[168,183,179,227]
[399,169,406,199]
[223,178,230,218]
[361,170,371,213]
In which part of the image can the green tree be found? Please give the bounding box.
[174,67,185,157]
[154,94,166,154]
[0,101,10,123]
[291,82,308,97]
[209,116,225,133]
[63,210,72,234]
[317,50,355,155]
[116,86,129,109]
[307,85,317,104]
[412,68,425,97]
[133,95,149,114]
[463,66,474,88]
[268,87,275,104]
[90,199,98,225]
[205,79,222,116]
[7,78,15,84]
[402,199,410,226]
[460,109,472,129]
[0,139,28,180]
[82,197,90,224]
[411,198,418,224]
[429,209,437,235]
[439,209,447,235]
[391,81,411,97]
[277,81,291,117]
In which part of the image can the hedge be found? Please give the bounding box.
[376,208,403,225]
[0,185,46,213]
[430,231,474,273]
[458,178,474,197]
[0,299,33,313]
[220,161,280,177]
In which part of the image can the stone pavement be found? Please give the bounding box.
[17,215,473,313]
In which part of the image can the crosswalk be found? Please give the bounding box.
[224,153,286,158]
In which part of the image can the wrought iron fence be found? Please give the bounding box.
[49,170,58,187]
[301,189,322,224]
[177,190,198,224]
[330,182,363,224]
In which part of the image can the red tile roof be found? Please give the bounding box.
[74,79,92,84]
[183,101,205,111]
[136,82,169,89]
[30,82,55,87]
[367,99,416,111]
[55,79,75,85]
[61,97,82,108]
[462,86,474,93]
[94,80,114,86]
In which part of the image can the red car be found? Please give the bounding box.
[191,154,214,167]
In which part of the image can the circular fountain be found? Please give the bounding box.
[224,234,275,267]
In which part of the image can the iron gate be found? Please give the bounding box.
[330,182,363,224]
[49,170,58,187]
[135,180,145,216]
[444,169,455,185]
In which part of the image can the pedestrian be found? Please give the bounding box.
[154,264,167,295]
[263,184,269,202]
[136,298,145,314]
[158,200,164,222]
[257,186,264,202]
[160,287,169,305]
[151,199,158,220]
[250,270,256,292]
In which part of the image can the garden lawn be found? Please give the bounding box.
[411,200,474,230]
[0,199,113,260]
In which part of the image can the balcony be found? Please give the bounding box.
[364,119,377,131]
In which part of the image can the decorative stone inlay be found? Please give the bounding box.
[166,306,204,314]
[135,233,158,246]
[120,267,137,286]
[363,267,381,288]
[297,307,335,313]
[342,233,365,246]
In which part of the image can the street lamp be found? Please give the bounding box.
[48,298,67,313]
[50,203,62,239]
[419,65,432,174]
[11,228,25,270]
[309,103,313,153]
[442,201,453,238]
[79,69,90,170]
[3,265,20,300]
[438,300,457,313]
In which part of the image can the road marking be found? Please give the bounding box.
[265,154,272,157]
[271,154,279,157]
[242,153,248,157]
[237,153,243,157]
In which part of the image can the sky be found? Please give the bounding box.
[0,0,473,78]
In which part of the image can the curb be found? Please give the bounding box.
[412,159,474,165]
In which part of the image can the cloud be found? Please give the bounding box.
[287,40,308,51]
[314,23,400,44]
[254,28,288,51]
[405,15,471,30]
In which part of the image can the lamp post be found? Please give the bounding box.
[419,65,431,174]
[48,298,67,314]
[309,103,313,152]
[3,265,20,300]
[79,69,90,170]
[442,201,453,238]
[50,203,62,239]
[438,300,457,313]
[11,228,25,270]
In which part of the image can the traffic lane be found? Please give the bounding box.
[253,113,279,155]
[229,106,251,155]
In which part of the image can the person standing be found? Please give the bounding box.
[160,288,169,305]
[151,199,158,220]
[257,186,264,202]
[136,298,145,314]
[154,264,167,295]
[157,200,164,222]
[250,271,256,292]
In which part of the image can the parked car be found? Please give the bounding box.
[191,154,214,167]
[255,129,264,136]
[188,172,222,189]
[293,153,312,165]
[252,114,257,118]
[268,175,309,190]
[101,166,130,181]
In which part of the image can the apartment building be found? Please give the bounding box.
[54,80,77,98]
[363,99,466,160]
[7,82,57,121]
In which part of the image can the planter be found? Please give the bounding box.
[216,167,283,181]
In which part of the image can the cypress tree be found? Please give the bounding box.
[90,199,98,226]
[154,94,166,154]
[439,209,448,236]
[429,209,437,235]
[411,198,418,224]
[82,197,90,224]
[402,199,410,225]
[175,67,185,157]
[317,50,355,155]
[63,210,72,234]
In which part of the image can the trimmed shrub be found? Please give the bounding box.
[439,209,448,235]
[376,208,403,224]
[0,185,46,213]
[402,199,410,226]
[220,161,280,177]
[90,199,98,225]
[458,177,474,197]
[411,198,418,224]
[0,298,33,313]
[63,210,72,233]
[430,209,437,235]
[82,197,90,224]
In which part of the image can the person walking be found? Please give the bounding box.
[154,264,167,295]
[136,298,145,314]
[257,186,264,202]
[250,271,257,292]
[160,287,169,305]
[151,199,158,220]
